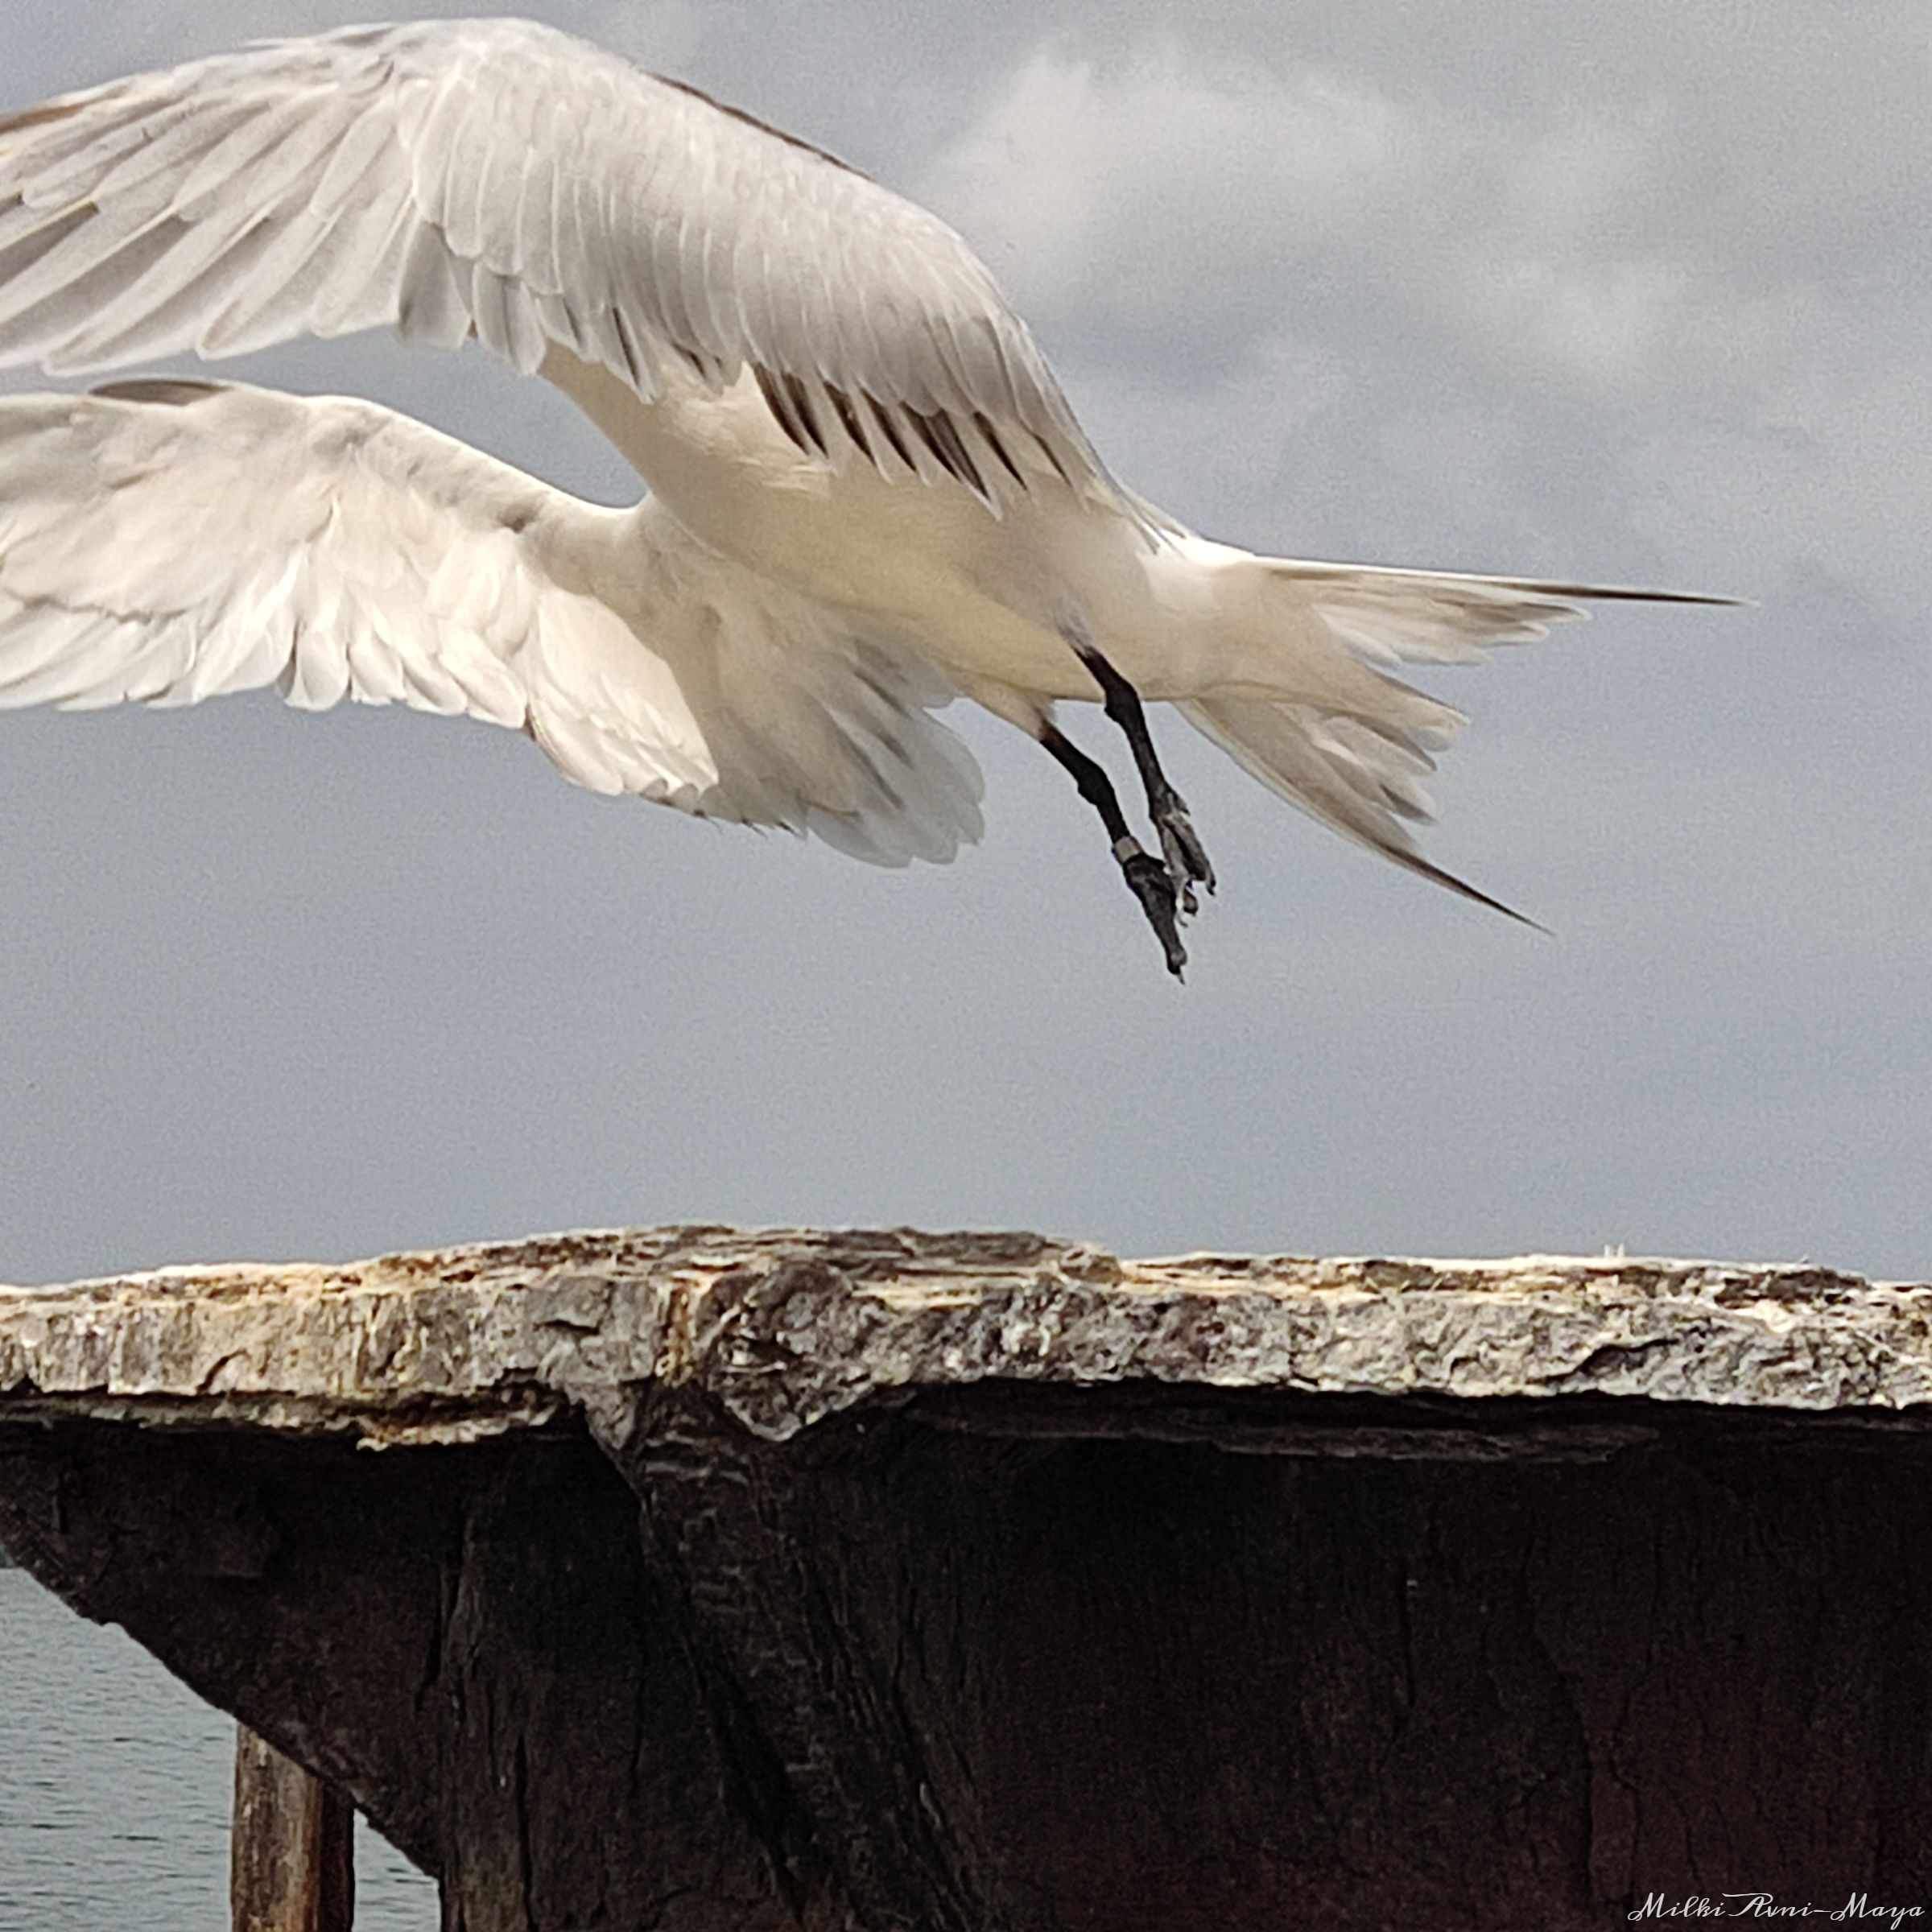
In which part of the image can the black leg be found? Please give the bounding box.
[1071,644,1216,914]
[1040,724,1188,979]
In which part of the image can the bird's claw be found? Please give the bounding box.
[1154,793,1216,919]
[1122,850,1188,979]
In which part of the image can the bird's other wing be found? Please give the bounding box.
[0,379,984,863]
[1180,559,1738,919]
[0,19,1110,510]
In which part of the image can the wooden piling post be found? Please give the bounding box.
[231,1724,355,1932]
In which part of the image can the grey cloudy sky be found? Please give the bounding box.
[1,0,1926,1286]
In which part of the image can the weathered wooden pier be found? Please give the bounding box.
[3,1227,1931,1930]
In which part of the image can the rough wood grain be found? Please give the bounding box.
[5,1229,1932,1931]
[232,1727,354,1932]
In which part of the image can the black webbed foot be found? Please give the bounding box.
[1152,788,1216,916]
[1120,844,1187,979]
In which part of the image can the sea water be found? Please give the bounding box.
[0,1565,436,1932]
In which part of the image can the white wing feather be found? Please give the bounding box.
[0,380,983,863]
[0,19,1109,507]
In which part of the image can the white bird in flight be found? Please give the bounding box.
[0,19,1725,976]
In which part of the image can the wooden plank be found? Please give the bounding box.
[231,1724,354,1932]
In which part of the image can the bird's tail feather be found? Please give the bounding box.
[1176,547,1736,919]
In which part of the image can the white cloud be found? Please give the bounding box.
[923,43,1714,396]
[923,44,1410,368]
[1453,254,1692,386]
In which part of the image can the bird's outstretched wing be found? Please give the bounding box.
[0,19,1108,509]
[0,379,984,863]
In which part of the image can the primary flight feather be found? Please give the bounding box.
[0,18,1727,973]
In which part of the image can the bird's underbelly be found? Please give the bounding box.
[542,349,1199,708]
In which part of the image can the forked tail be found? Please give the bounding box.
[1176,547,1737,919]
